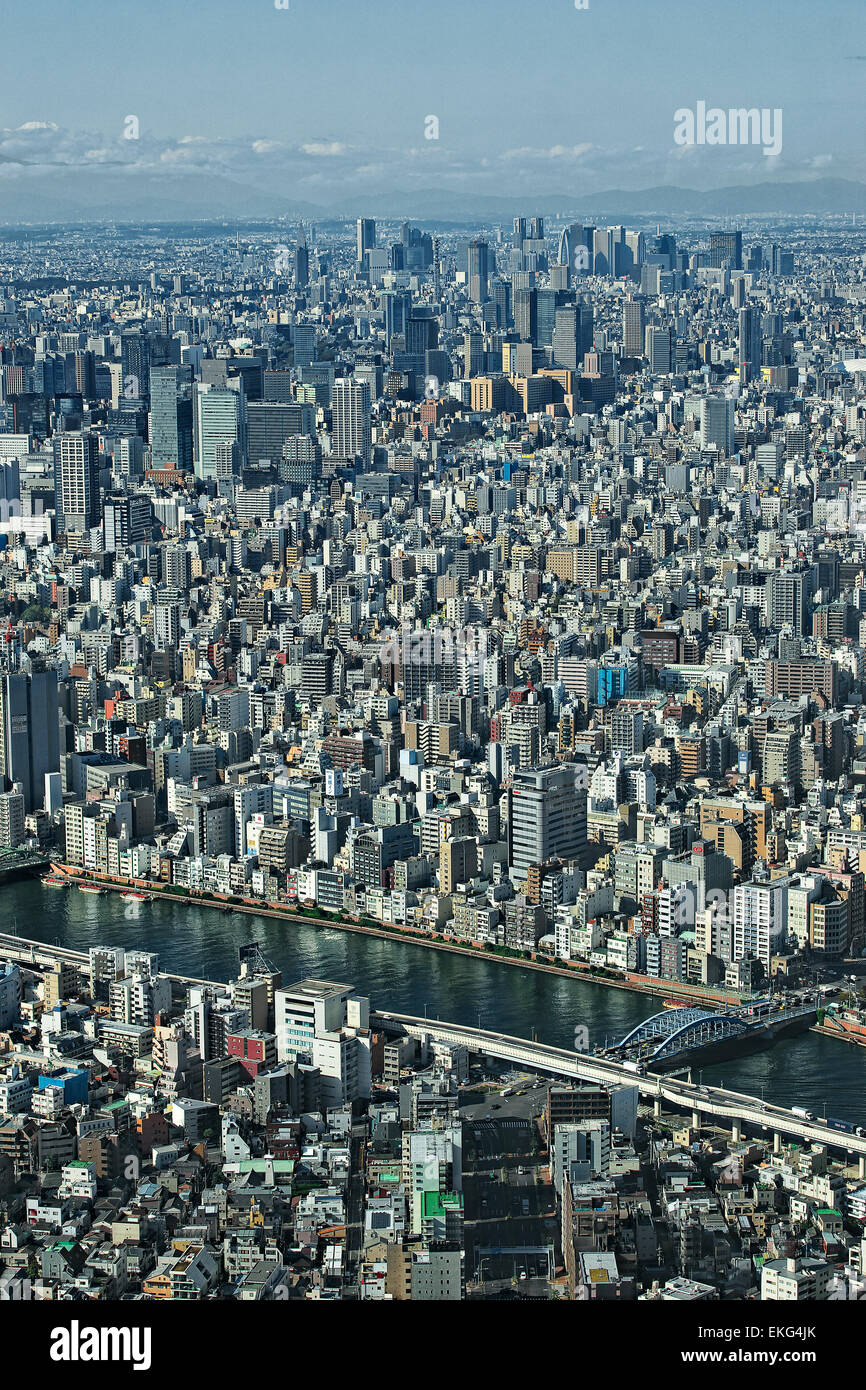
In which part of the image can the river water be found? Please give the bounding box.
[8,878,866,1124]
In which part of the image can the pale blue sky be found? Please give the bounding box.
[0,0,863,206]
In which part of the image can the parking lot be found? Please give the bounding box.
[460,1084,560,1298]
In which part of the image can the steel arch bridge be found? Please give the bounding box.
[616,1007,752,1060]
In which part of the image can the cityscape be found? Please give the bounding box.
[0,0,864,1359]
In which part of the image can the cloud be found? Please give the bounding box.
[0,117,862,205]
[299,141,348,157]
[500,143,594,162]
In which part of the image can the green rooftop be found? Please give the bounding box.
[421,1190,464,1218]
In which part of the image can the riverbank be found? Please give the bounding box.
[46,864,746,1011]
[812,1021,866,1049]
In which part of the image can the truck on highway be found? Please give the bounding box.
[827,1118,866,1137]
[622,1061,645,1075]
[792,1106,815,1121]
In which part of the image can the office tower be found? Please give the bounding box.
[294,229,310,289]
[0,669,60,813]
[623,298,646,357]
[293,325,317,370]
[194,383,248,480]
[700,394,734,455]
[332,378,371,466]
[120,330,151,401]
[528,217,544,241]
[535,288,560,348]
[468,239,491,303]
[552,306,581,370]
[624,229,645,270]
[103,494,152,550]
[738,305,762,382]
[770,245,795,276]
[767,570,808,636]
[274,978,371,1106]
[301,651,335,704]
[356,218,376,264]
[53,430,100,533]
[645,325,672,374]
[463,332,485,378]
[247,401,314,466]
[113,435,144,478]
[605,225,627,277]
[709,230,743,271]
[508,764,587,880]
[491,280,512,329]
[149,365,193,471]
[383,290,412,347]
[512,217,527,248]
[432,236,442,301]
[514,288,537,344]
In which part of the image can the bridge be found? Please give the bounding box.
[372,1008,866,1172]
[0,931,221,991]
[0,849,51,881]
[612,1000,817,1062]
[2,930,863,1171]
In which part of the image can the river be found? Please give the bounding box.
[9,878,866,1124]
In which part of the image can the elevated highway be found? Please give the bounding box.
[3,931,862,1171]
[373,1008,866,1172]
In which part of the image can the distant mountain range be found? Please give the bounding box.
[2,171,866,224]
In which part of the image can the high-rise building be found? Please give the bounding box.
[645,325,672,374]
[700,395,734,455]
[356,218,376,264]
[149,365,193,471]
[622,298,646,357]
[332,378,371,466]
[738,305,762,382]
[120,330,151,401]
[468,239,491,304]
[709,230,743,271]
[0,789,25,848]
[0,669,60,813]
[194,383,248,480]
[509,765,587,881]
[53,430,100,533]
[767,570,808,636]
[552,306,581,371]
[294,229,310,289]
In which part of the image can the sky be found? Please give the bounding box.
[0,0,864,211]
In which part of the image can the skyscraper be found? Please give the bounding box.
[709,230,743,271]
[120,330,151,402]
[0,669,59,813]
[645,325,672,374]
[356,218,376,264]
[149,365,193,471]
[738,305,762,382]
[294,229,310,289]
[194,383,248,481]
[332,379,371,466]
[700,395,734,455]
[53,430,100,533]
[623,298,646,357]
[468,239,491,303]
[552,306,582,370]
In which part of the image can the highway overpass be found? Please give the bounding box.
[3,930,863,1172]
[373,1008,866,1172]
